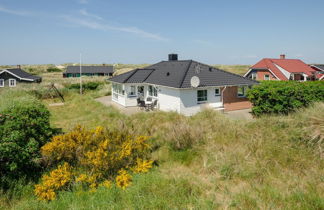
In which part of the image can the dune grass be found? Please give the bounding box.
[2,91,320,209]
[1,85,323,209]
[213,65,250,76]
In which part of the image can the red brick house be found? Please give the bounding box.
[310,65,324,81]
[244,55,319,81]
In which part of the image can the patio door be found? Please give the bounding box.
[137,86,145,99]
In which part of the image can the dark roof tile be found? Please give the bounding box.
[65,66,113,74]
[3,68,41,81]
[109,60,258,88]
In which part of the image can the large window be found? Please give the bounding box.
[148,85,157,97]
[0,79,4,87]
[237,86,247,97]
[197,90,207,103]
[264,74,270,80]
[9,79,16,87]
[112,83,124,95]
[252,72,257,80]
[129,85,136,96]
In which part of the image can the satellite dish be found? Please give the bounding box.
[190,76,200,88]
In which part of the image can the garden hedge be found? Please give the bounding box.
[247,81,324,116]
[0,92,54,188]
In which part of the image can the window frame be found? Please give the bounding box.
[112,83,124,96]
[237,86,246,97]
[197,89,208,103]
[264,74,270,80]
[0,79,4,87]
[9,79,16,87]
[129,85,136,97]
[215,88,221,96]
[148,85,158,97]
[251,72,257,80]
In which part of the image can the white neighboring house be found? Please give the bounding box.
[109,54,258,116]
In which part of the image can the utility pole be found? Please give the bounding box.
[80,53,82,95]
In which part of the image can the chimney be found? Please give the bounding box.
[17,65,21,69]
[168,54,178,61]
[280,54,286,59]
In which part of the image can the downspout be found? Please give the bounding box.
[221,86,227,108]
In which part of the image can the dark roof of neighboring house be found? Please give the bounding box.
[0,68,41,81]
[109,60,258,88]
[65,66,113,74]
[249,58,316,80]
[311,64,324,72]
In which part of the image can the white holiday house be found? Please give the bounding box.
[109,54,258,116]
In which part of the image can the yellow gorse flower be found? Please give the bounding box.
[34,162,72,201]
[132,158,154,173]
[99,180,112,188]
[116,169,132,190]
[35,126,153,201]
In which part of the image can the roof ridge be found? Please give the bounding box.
[194,60,257,83]
[179,60,193,88]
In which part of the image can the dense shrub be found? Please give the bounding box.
[247,81,324,116]
[0,94,54,188]
[67,82,102,91]
[47,67,62,72]
[35,126,153,201]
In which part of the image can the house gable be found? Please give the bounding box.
[0,69,41,83]
[246,56,317,81]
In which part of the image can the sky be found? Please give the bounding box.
[0,0,323,65]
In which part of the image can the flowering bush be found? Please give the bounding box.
[35,126,153,201]
[34,162,72,201]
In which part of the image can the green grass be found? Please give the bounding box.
[0,73,323,209]
[12,93,319,209]
[8,170,216,210]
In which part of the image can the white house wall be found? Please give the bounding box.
[157,86,181,113]
[179,87,223,116]
[111,83,126,106]
[124,84,138,107]
[112,93,126,106]
[112,84,224,116]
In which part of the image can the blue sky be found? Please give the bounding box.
[0,0,323,65]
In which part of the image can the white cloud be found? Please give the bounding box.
[79,9,102,20]
[61,15,168,41]
[0,5,32,16]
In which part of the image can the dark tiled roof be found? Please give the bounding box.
[109,60,258,88]
[65,66,113,74]
[3,68,41,81]
[312,64,324,71]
